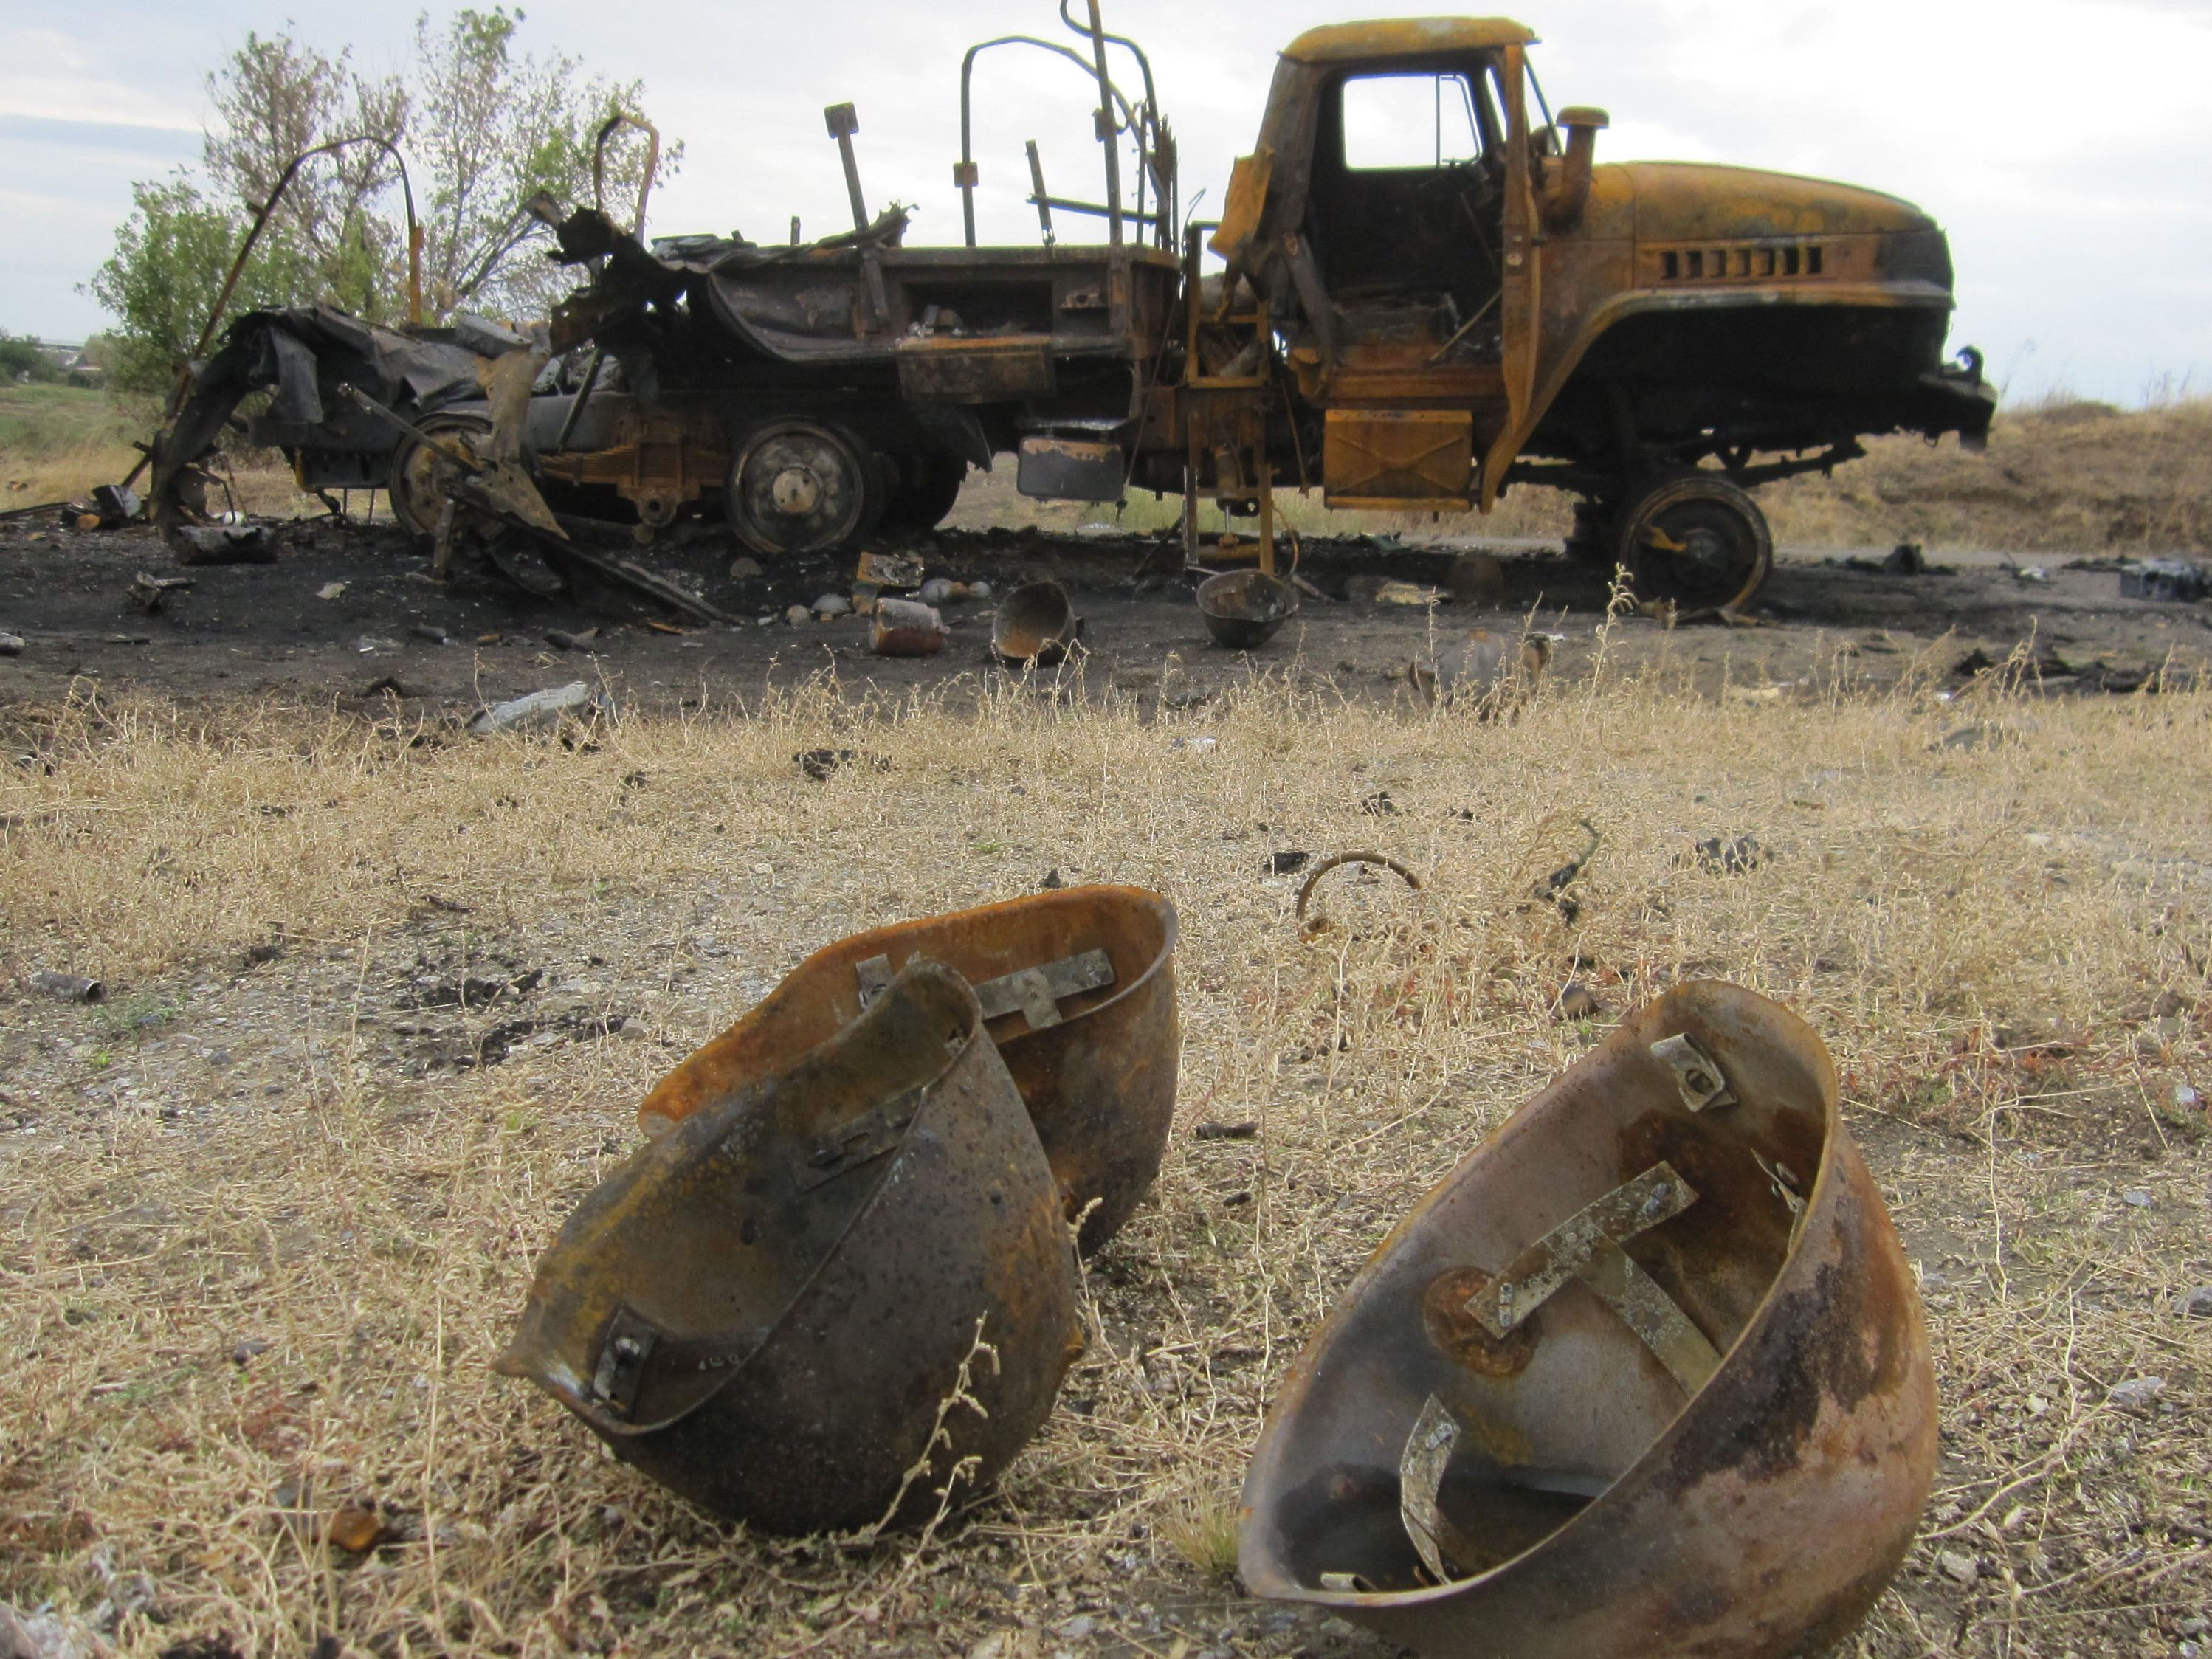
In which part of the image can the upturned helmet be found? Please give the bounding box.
[1239,982,1936,1658]
[637,885,1179,1257]
[498,960,1083,1534]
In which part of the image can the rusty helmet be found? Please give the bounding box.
[497,960,1083,1534]
[1238,982,1936,1658]
[637,885,1178,1256]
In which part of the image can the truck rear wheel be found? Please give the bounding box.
[1614,473,1772,610]
[726,418,881,555]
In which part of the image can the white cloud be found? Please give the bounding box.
[0,27,201,131]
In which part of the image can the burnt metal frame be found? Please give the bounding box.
[956,1,1171,250]
[124,134,424,496]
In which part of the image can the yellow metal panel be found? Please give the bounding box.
[1209,148,1275,266]
[1283,19,1537,63]
[1324,409,1473,505]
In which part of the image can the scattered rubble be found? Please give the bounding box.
[873,597,948,656]
[168,525,276,566]
[2106,1376,2166,1409]
[1693,835,1766,875]
[466,683,604,736]
[125,573,194,615]
[2119,558,2209,602]
[1557,982,1602,1021]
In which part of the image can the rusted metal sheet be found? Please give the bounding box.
[1323,410,1473,508]
[896,334,1057,402]
[1208,148,1274,266]
[1239,981,1936,1658]
[1016,435,1126,502]
[497,962,1081,1534]
[638,886,1179,1258]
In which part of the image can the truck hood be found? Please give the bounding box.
[1613,161,1937,242]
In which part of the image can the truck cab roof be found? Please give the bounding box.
[1281,18,1537,63]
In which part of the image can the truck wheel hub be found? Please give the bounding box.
[770,466,821,516]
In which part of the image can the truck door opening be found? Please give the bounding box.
[1309,63,1508,359]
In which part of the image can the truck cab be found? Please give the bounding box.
[1204,18,1994,607]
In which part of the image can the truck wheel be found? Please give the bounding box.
[1614,473,1773,610]
[390,413,492,542]
[878,455,968,535]
[726,419,881,555]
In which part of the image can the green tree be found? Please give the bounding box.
[410,7,673,319]
[201,30,407,319]
[0,334,62,383]
[86,177,319,393]
[86,6,678,394]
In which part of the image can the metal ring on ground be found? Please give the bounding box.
[1295,852,1424,939]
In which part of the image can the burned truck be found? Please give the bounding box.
[155,9,1994,613]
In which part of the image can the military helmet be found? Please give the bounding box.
[638,885,1178,1256]
[1239,982,1936,1657]
[499,960,1083,1534]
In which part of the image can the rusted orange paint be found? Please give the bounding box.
[1282,18,1537,62]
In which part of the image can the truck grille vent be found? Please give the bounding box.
[1656,244,1825,283]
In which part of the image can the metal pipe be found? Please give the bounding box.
[1025,142,1056,246]
[1061,0,1160,243]
[1083,0,1123,246]
[825,103,869,234]
[959,35,1140,250]
[553,348,604,453]
[1030,193,1163,227]
[591,112,663,238]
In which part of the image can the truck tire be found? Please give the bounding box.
[726,418,882,556]
[877,455,968,536]
[389,413,493,542]
[1613,472,1772,610]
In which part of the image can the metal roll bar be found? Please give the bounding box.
[956,1,1171,250]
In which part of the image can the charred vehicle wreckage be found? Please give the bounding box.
[146,6,1993,623]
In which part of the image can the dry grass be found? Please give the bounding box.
[0,658,2207,1658]
[1764,399,2212,555]
[0,382,304,518]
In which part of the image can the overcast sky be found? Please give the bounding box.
[4,0,2208,405]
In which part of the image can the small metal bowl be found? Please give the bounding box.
[1198,569,1300,649]
[992,580,1081,666]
